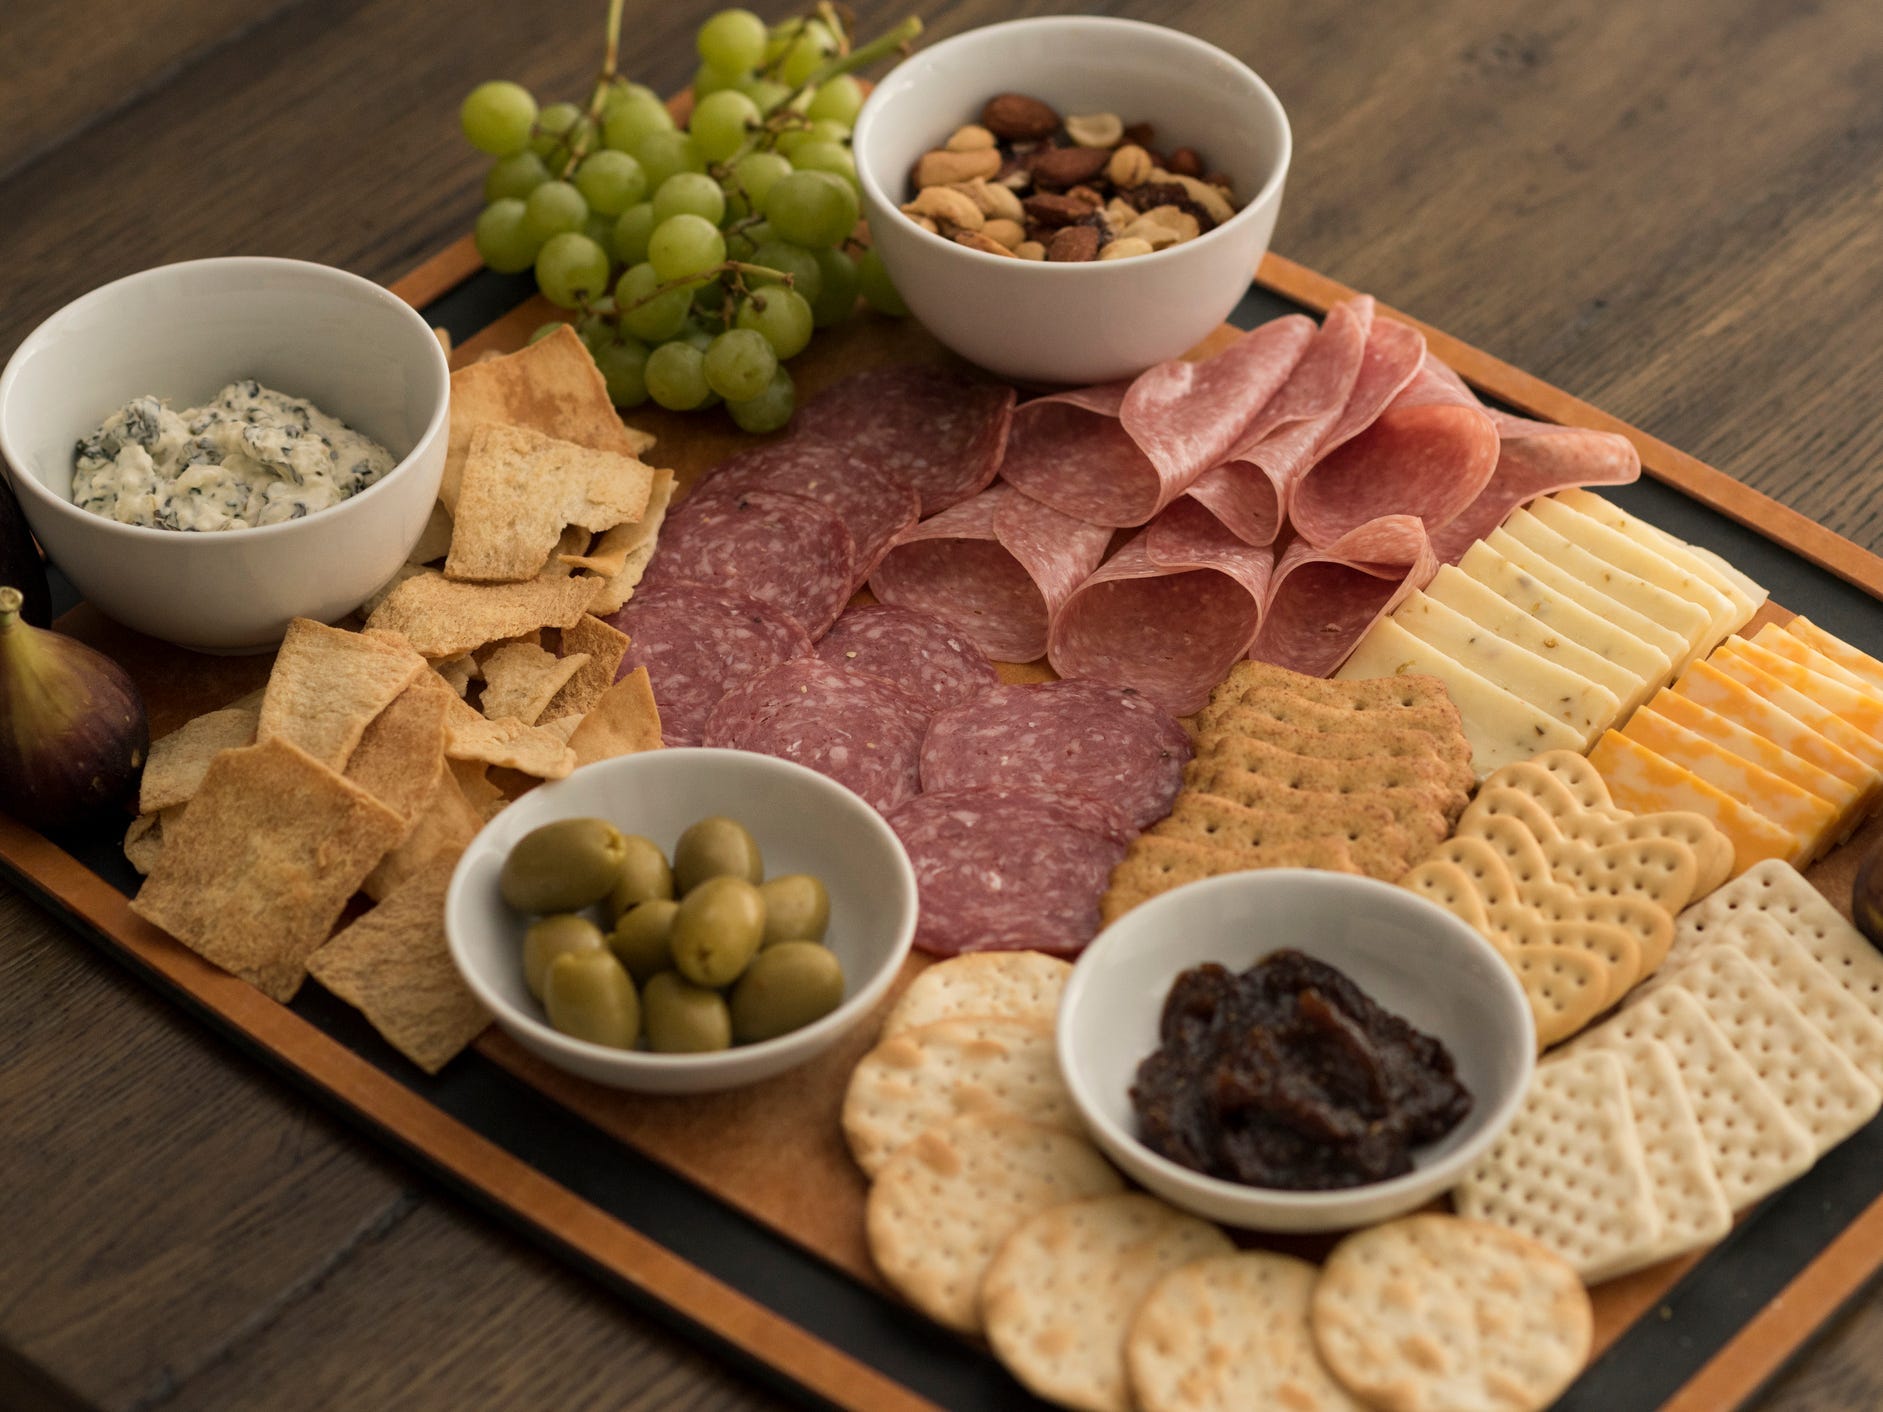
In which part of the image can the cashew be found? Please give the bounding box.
[1015,240,1047,261]
[982,218,1027,249]
[1103,198,1139,232]
[981,181,1025,223]
[1121,216,1183,249]
[1065,112,1124,149]
[907,214,939,234]
[1107,144,1154,189]
[1137,205,1201,242]
[912,147,1002,189]
[945,123,998,152]
[954,230,1017,257]
[1151,170,1236,226]
[1098,236,1154,261]
[949,177,1000,216]
[903,185,985,230]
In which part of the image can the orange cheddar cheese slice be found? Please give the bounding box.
[1620,708,1837,859]
[1703,653,1883,774]
[1587,731,1798,874]
[1785,617,1883,696]
[1717,637,1883,745]
[1751,622,1883,700]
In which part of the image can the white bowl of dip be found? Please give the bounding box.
[0,256,449,653]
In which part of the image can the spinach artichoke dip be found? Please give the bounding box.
[72,380,395,531]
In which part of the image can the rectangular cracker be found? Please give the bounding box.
[140,705,260,814]
[586,467,675,616]
[257,619,426,772]
[1195,729,1467,823]
[1100,834,1359,925]
[441,690,576,779]
[1180,761,1444,864]
[568,666,664,766]
[343,681,450,824]
[1154,788,1412,881]
[1197,706,1474,797]
[1601,1037,1734,1274]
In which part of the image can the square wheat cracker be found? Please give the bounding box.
[1154,788,1413,881]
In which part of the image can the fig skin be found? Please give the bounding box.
[0,586,149,830]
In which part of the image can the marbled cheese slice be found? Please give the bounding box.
[1587,731,1798,874]
[1717,638,1883,746]
[1785,617,1883,696]
[1550,490,1764,633]
[1337,618,1582,778]
[1485,529,1691,671]
[1751,623,1883,705]
[1672,660,1883,802]
[1705,652,1883,775]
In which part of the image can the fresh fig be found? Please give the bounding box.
[0,586,148,829]
[0,473,51,628]
[1855,837,1883,949]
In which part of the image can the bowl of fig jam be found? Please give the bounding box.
[1056,869,1535,1232]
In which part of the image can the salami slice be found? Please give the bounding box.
[869,484,1112,663]
[1290,358,1499,548]
[1048,501,1275,716]
[999,317,1315,527]
[794,365,1014,516]
[638,487,856,639]
[1247,515,1438,677]
[605,584,811,747]
[889,787,1133,956]
[697,440,920,587]
[1427,412,1641,562]
[921,679,1193,830]
[702,657,928,815]
[815,603,999,714]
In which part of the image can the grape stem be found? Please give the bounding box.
[552,0,629,178]
[613,261,795,316]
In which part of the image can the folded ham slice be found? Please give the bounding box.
[1247,515,1437,677]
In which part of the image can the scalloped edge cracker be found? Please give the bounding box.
[1101,833,1360,925]
[883,952,1072,1037]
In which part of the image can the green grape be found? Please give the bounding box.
[484,150,552,203]
[724,227,757,263]
[603,80,661,116]
[743,219,774,246]
[696,63,745,100]
[735,287,814,359]
[737,77,792,113]
[806,76,864,127]
[603,93,674,152]
[535,233,612,309]
[779,20,837,86]
[677,320,718,354]
[616,263,693,341]
[523,180,588,242]
[576,297,617,351]
[461,80,539,156]
[529,320,567,345]
[584,212,617,253]
[790,140,856,186]
[809,246,860,327]
[574,150,647,215]
[651,172,727,227]
[697,8,768,73]
[777,119,851,158]
[648,213,726,281]
[727,366,797,433]
[730,151,792,210]
[645,342,712,411]
[631,130,706,192]
[594,336,651,407]
[747,240,823,305]
[702,328,777,402]
[531,101,596,161]
[858,247,910,317]
[764,170,857,248]
[689,90,761,164]
[690,274,728,312]
[611,203,657,264]
[474,199,541,273]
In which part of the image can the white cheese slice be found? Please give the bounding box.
[1337,617,1583,778]
[1393,591,1621,746]
[1493,517,1709,668]
[1526,496,1739,653]
[1425,563,1652,718]
[1480,529,1690,674]
[1550,489,1765,633]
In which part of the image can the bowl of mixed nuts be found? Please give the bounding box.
[854,16,1290,384]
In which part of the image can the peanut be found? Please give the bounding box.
[982,218,1027,250]
[1065,112,1124,149]
[1121,216,1182,249]
[1098,236,1154,261]
[1107,144,1154,189]
[1015,241,1047,260]
[1137,205,1201,242]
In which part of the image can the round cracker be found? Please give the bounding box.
[1311,1213,1591,1412]
[866,1115,1122,1333]
[1127,1252,1365,1412]
[982,1193,1233,1412]
[841,1016,1074,1177]
[882,951,1073,1037]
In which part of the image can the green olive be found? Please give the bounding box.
[542,950,640,1048]
[522,913,607,1000]
[642,970,733,1053]
[758,873,830,946]
[606,834,675,922]
[730,941,846,1043]
[609,898,680,985]
[670,874,765,987]
[673,815,763,894]
[501,817,628,913]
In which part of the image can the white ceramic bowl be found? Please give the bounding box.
[854,16,1291,385]
[446,748,918,1094]
[0,256,450,653]
[1058,870,1535,1232]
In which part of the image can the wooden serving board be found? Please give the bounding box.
[7,242,1883,1412]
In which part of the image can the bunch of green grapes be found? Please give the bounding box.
[459,5,917,432]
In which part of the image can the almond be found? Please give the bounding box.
[980,92,1061,142]
[1028,145,1111,191]
[1023,191,1097,227]
[1046,225,1100,262]
[1167,146,1204,178]
[912,147,1002,189]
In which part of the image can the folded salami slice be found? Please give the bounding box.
[793,365,1014,516]
[1427,411,1641,562]
[605,584,811,747]
[889,786,1133,956]
[697,441,920,588]
[1289,358,1500,547]
[815,603,999,714]
[638,487,856,640]
[1048,499,1275,716]
[921,679,1193,831]
[1247,515,1438,677]
[701,657,928,815]
[869,485,1113,663]
[999,317,1316,527]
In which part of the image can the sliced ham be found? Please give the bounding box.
[869,485,1112,663]
[1247,515,1438,677]
[1428,412,1642,562]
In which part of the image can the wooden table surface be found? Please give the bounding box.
[4,1,1881,1408]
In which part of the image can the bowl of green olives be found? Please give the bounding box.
[445,748,919,1092]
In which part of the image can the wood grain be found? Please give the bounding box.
[3,0,1882,1409]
